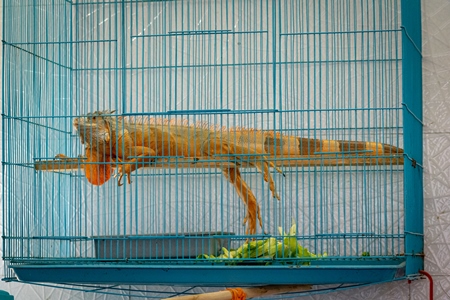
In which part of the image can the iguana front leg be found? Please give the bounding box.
[115,145,157,185]
[114,127,186,185]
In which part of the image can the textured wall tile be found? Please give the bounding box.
[426,243,450,274]
[422,0,450,34]
[433,276,450,300]
[423,107,450,134]
[310,281,414,300]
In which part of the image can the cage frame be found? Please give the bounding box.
[1,0,423,288]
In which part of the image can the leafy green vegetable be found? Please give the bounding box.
[198,222,327,265]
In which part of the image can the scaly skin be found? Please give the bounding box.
[58,110,403,235]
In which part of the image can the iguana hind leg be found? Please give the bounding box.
[202,137,283,234]
[230,144,283,200]
[203,138,283,200]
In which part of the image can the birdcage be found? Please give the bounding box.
[2,0,422,296]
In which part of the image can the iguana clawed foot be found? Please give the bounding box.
[113,171,128,186]
[114,162,132,186]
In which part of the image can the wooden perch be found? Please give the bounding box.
[34,154,404,172]
[162,284,312,300]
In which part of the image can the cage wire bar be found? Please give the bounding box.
[1,0,422,291]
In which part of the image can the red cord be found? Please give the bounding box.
[419,270,433,300]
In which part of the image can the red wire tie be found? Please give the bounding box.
[226,287,247,300]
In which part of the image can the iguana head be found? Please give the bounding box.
[73,110,116,149]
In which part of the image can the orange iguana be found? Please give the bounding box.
[57,110,403,235]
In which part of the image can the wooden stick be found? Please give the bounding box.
[34,155,404,171]
[161,285,312,300]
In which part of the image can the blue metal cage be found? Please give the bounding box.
[2,0,422,294]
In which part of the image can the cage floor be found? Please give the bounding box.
[12,259,405,285]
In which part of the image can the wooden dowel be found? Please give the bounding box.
[34,155,404,172]
[162,285,312,300]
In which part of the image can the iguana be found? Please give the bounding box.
[57,110,403,235]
